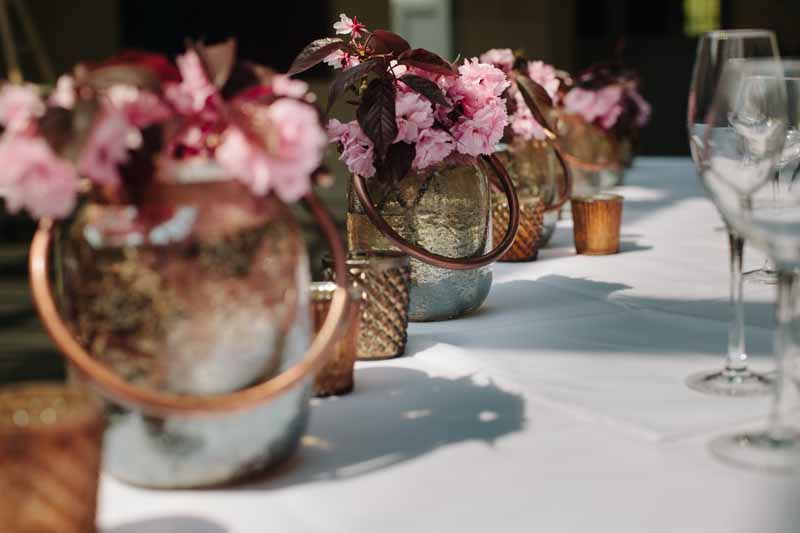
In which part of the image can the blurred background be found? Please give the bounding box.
[2,0,800,382]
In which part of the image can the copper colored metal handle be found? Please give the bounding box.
[544,143,573,213]
[352,153,520,271]
[29,191,350,417]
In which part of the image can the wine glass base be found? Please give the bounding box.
[710,429,800,474]
[743,268,778,285]
[686,368,773,397]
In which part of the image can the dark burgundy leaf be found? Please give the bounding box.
[514,71,555,135]
[37,107,73,155]
[399,74,450,108]
[288,38,347,75]
[369,30,411,55]
[327,59,380,114]
[398,48,456,76]
[195,38,237,89]
[357,78,397,160]
[380,142,415,181]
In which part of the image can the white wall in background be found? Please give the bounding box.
[390,0,453,61]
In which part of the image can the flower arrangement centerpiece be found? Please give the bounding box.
[290,14,520,321]
[480,48,572,252]
[8,41,351,489]
[559,60,651,192]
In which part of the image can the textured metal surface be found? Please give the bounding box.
[324,253,411,359]
[55,186,314,488]
[0,383,104,533]
[494,194,544,262]
[556,113,624,196]
[347,159,493,322]
[310,283,362,396]
[571,194,623,255]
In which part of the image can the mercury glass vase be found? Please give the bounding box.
[347,157,492,322]
[494,139,562,247]
[557,113,623,196]
[57,163,313,488]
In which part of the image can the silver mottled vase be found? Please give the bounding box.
[347,156,492,322]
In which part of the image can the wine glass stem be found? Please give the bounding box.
[768,270,798,440]
[727,230,747,371]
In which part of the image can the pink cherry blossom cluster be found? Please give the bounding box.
[0,79,168,219]
[479,49,561,142]
[166,49,326,203]
[0,48,327,219]
[329,57,509,178]
[563,83,651,131]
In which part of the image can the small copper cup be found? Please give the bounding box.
[571,193,623,255]
[323,251,411,360]
[311,282,363,397]
[0,383,104,533]
[493,193,545,262]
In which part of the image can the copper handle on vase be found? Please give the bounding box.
[28,191,350,418]
[352,153,520,271]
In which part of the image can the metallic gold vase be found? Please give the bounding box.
[571,193,623,255]
[347,158,492,322]
[557,113,623,196]
[0,383,104,533]
[310,282,363,396]
[492,193,544,262]
[323,251,411,359]
[494,139,562,247]
[55,163,314,488]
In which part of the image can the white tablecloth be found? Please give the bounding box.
[98,157,800,533]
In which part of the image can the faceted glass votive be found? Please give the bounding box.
[571,193,624,255]
[322,251,411,359]
[493,192,545,262]
[311,282,363,397]
[0,383,104,533]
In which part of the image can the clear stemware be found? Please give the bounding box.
[686,29,781,396]
[699,58,799,473]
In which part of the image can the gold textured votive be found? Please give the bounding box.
[493,193,545,262]
[323,251,411,359]
[571,193,623,255]
[0,383,104,533]
[311,282,363,397]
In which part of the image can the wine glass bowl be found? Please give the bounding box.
[685,29,783,396]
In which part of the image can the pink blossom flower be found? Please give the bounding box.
[452,99,508,156]
[627,87,651,127]
[563,86,623,130]
[107,84,172,128]
[510,90,547,141]
[48,75,76,109]
[329,119,375,177]
[216,127,272,195]
[479,48,515,73]
[323,49,361,70]
[527,61,559,99]
[259,98,326,201]
[0,136,78,219]
[333,14,366,37]
[78,110,131,187]
[413,128,453,169]
[394,90,434,144]
[272,75,309,99]
[218,99,325,202]
[0,83,44,133]
[165,49,218,118]
[457,58,510,98]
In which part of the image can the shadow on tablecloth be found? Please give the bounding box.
[104,515,228,533]
[244,366,525,489]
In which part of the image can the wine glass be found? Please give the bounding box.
[686,29,781,396]
[698,58,797,472]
